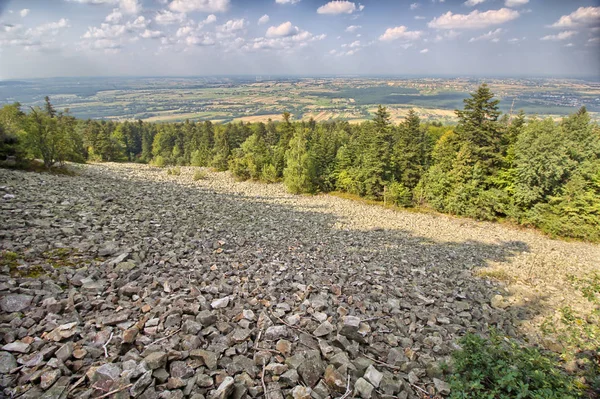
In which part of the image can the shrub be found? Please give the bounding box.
[386,182,412,207]
[151,155,166,167]
[449,331,581,399]
[193,170,207,181]
[261,163,278,183]
[166,166,181,176]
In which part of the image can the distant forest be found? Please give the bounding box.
[1,85,599,241]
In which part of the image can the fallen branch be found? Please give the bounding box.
[96,383,133,399]
[261,360,268,399]
[103,332,114,358]
[361,354,401,371]
[271,313,317,339]
[337,374,352,399]
[409,382,435,398]
[149,328,181,346]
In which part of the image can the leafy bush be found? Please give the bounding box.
[449,332,581,399]
[151,155,166,167]
[166,166,181,176]
[261,163,279,183]
[386,181,412,207]
[193,169,207,181]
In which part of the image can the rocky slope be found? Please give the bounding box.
[1,163,598,399]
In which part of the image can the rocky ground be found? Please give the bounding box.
[1,163,599,399]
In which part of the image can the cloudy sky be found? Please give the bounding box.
[0,0,599,79]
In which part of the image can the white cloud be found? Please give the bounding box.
[464,0,485,7]
[217,18,246,34]
[469,28,503,42]
[379,26,422,41]
[185,34,215,46]
[508,36,525,43]
[169,0,230,13]
[428,8,519,29]
[258,15,270,25]
[420,48,429,53]
[83,23,126,39]
[345,25,361,32]
[505,0,528,7]
[433,29,460,42]
[20,9,30,17]
[541,30,577,41]
[155,10,186,25]
[126,16,148,30]
[266,21,299,37]
[106,8,123,23]
[410,3,419,10]
[27,18,71,36]
[203,15,217,24]
[551,7,600,29]
[276,0,301,4]
[414,16,426,20]
[140,29,164,39]
[248,27,325,51]
[317,1,361,15]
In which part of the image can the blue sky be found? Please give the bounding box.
[0,0,599,79]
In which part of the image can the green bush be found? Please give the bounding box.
[166,166,181,176]
[193,169,207,181]
[261,163,278,183]
[386,181,412,207]
[449,331,581,399]
[151,155,166,167]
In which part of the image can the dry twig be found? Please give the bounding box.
[103,332,114,358]
[361,354,401,371]
[337,374,352,399]
[149,327,181,346]
[96,383,134,399]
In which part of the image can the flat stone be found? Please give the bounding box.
[354,377,374,399]
[211,297,229,309]
[291,385,312,399]
[123,326,139,343]
[265,325,288,340]
[0,294,33,313]
[40,369,61,390]
[0,351,17,373]
[363,365,383,388]
[144,351,167,370]
[212,376,234,399]
[170,361,194,379]
[433,378,451,395]
[190,349,218,370]
[102,312,129,326]
[313,321,334,337]
[2,341,30,354]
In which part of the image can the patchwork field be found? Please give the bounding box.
[1,76,598,124]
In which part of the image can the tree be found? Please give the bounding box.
[284,129,318,194]
[44,96,56,118]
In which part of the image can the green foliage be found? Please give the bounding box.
[284,129,318,194]
[261,163,279,183]
[166,166,181,176]
[386,182,412,207]
[449,332,581,399]
[151,155,166,167]
[193,169,207,181]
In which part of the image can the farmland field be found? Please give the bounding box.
[1,76,598,123]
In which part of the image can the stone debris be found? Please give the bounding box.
[1,162,590,398]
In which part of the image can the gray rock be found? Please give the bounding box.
[0,294,33,313]
[265,325,288,340]
[354,377,375,399]
[210,297,229,309]
[131,371,153,398]
[0,351,17,373]
[313,321,334,337]
[433,378,451,396]
[363,365,383,388]
[211,376,234,399]
[145,352,168,370]
[2,341,30,353]
[170,361,194,379]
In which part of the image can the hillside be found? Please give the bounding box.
[1,163,598,398]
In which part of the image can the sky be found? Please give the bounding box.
[0,0,599,79]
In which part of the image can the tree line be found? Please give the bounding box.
[1,86,599,241]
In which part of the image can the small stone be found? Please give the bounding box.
[123,327,139,343]
[433,378,451,396]
[103,312,130,326]
[363,365,383,388]
[2,341,30,353]
[313,321,334,337]
[0,351,17,373]
[55,343,73,362]
[354,377,374,399]
[190,349,218,370]
[232,328,252,343]
[265,325,288,340]
[130,371,153,398]
[212,376,234,399]
[211,297,229,309]
[324,365,346,393]
[0,294,33,313]
[170,361,194,379]
[276,339,292,355]
[144,351,167,370]
[40,369,61,390]
[291,385,312,399]
[491,295,509,309]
